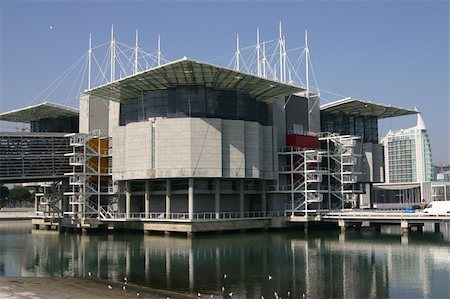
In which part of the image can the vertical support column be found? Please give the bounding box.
[338,219,346,233]
[261,181,267,216]
[401,220,410,235]
[239,180,245,218]
[34,194,38,214]
[188,178,194,220]
[215,179,220,219]
[125,181,131,219]
[145,180,150,218]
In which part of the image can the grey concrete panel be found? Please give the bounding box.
[222,120,245,178]
[79,95,89,134]
[244,122,260,178]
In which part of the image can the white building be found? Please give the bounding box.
[382,113,433,183]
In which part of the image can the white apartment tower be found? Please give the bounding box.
[382,113,433,183]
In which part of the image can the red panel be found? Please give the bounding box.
[286,134,319,149]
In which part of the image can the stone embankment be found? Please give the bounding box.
[0,207,34,220]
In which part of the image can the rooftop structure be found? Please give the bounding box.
[0,102,79,133]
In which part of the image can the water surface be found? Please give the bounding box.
[1,221,449,298]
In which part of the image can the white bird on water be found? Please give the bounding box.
[198,292,201,297]
[274,291,279,299]
[124,277,128,283]
[88,271,92,277]
[136,292,140,296]
[108,285,113,290]
[228,292,233,297]
[123,285,126,291]
[221,286,225,292]
[268,275,273,280]
[223,274,227,279]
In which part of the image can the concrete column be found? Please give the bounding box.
[338,219,347,233]
[261,181,267,215]
[239,180,244,218]
[145,181,150,218]
[125,181,131,219]
[165,180,171,219]
[401,220,410,235]
[188,178,194,220]
[215,179,220,219]
[34,194,38,214]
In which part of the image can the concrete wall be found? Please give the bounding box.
[79,95,89,134]
[361,143,384,183]
[112,121,153,181]
[111,117,276,180]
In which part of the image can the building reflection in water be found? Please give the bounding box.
[0,223,449,298]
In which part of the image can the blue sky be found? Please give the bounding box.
[0,0,448,163]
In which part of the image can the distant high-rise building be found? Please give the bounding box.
[382,113,433,183]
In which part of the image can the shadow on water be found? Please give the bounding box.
[0,220,449,298]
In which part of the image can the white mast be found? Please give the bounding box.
[256,28,261,77]
[279,21,283,82]
[235,33,240,71]
[88,33,92,90]
[110,24,115,82]
[283,35,287,84]
[262,42,267,78]
[157,35,161,67]
[305,30,309,96]
[134,30,139,74]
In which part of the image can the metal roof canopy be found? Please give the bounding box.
[0,102,79,123]
[320,97,417,119]
[86,58,305,103]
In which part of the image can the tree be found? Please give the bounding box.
[0,185,9,208]
[0,185,9,199]
[8,187,32,202]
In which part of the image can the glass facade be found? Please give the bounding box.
[119,85,269,126]
[321,114,378,143]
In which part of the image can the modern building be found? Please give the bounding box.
[0,59,422,233]
[381,113,433,183]
[0,102,79,217]
[373,114,443,207]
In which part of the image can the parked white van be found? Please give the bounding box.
[423,201,450,214]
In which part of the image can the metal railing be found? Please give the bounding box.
[99,211,286,220]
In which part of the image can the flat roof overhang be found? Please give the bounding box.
[320,97,417,119]
[86,58,305,104]
[0,102,79,123]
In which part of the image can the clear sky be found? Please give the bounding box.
[0,0,449,163]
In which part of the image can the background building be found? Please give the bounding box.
[382,113,433,183]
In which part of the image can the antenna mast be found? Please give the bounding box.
[283,35,287,84]
[88,33,92,90]
[134,30,139,74]
[262,42,267,78]
[110,24,115,82]
[235,34,240,71]
[256,28,261,77]
[279,22,283,83]
[305,30,309,96]
[157,35,161,67]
